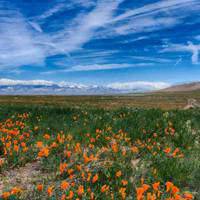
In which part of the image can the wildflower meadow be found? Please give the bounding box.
[0,105,199,200]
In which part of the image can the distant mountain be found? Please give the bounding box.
[160,82,200,92]
[0,79,170,95]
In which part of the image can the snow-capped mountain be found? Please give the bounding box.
[0,79,170,95]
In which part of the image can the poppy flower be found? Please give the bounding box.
[60,181,69,190]
[152,182,160,191]
[47,186,54,197]
[116,170,122,177]
[77,185,84,196]
[92,174,99,183]
[37,184,43,192]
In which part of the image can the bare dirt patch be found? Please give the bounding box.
[0,161,44,195]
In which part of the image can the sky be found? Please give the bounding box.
[0,0,200,92]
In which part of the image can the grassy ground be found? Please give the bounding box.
[0,100,200,199]
[0,91,200,109]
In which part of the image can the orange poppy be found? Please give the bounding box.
[92,174,99,183]
[60,181,69,190]
[37,184,43,192]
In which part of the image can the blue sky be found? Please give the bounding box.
[0,0,200,90]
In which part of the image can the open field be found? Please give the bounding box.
[0,91,200,109]
[0,96,200,199]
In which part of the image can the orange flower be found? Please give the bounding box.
[1,191,10,199]
[136,187,145,200]
[174,194,182,200]
[142,184,150,192]
[60,181,69,190]
[152,182,160,191]
[21,142,26,147]
[119,187,126,199]
[6,142,11,148]
[166,181,174,192]
[121,180,128,186]
[67,168,74,175]
[183,193,194,200]
[61,194,66,200]
[38,147,49,158]
[47,186,54,197]
[131,146,139,153]
[101,184,109,193]
[66,151,71,158]
[173,148,180,156]
[36,141,43,148]
[116,170,122,177]
[60,162,67,174]
[164,147,171,154]
[111,143,118,153]
[43,134,50,140]
[50,142,58,148]
[66,190,74,199]
[76,164,82,171]
[37,184,43,192]
[77,185,84,196]
[23,147,28,152]
[171,186,180,194]
[13,144,19,152]
[75,143,81,153]
[83,153,91,163]
[92,174,99,183]
[11,187,22,195]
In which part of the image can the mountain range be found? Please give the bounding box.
[0,79,199,95]
[0,79,169,95]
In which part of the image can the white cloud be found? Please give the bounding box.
[95,0,200,39]
[28,21,43,32]
[107,81,170,91]
[42,63,154,73]
[114,17,179,35]
[121,36,149,44]
[33,0,95,21]
[162,42,200,64]
[53,0,124,53]
[0,6,46,69]
[34,3,67,21]
[0,79,54,86]
[67,63,134,71]
[131,56,171,63]
[111,0,199,23]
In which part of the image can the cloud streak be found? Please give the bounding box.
[0,5,46,69]
[95,0,200,39]
[42,63,154,73]
[53,0,123,53]
[162,42,200,64]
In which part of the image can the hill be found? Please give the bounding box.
[161,82,200,92]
